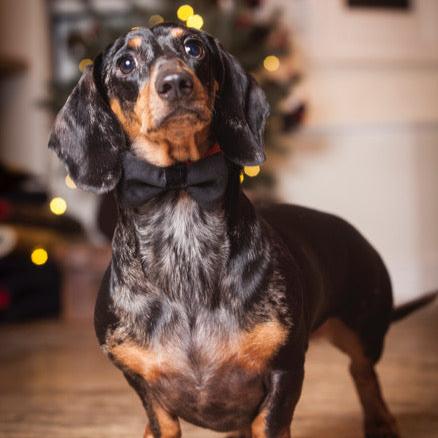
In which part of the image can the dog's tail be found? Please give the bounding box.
[391,290,437,322]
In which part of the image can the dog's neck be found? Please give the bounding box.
[130,192,230,304]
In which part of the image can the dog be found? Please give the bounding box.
[49,23,436,438]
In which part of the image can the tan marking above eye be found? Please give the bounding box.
[128,36,142,48]
[170,27,185,38]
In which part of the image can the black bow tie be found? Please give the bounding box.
[117,151,229,210]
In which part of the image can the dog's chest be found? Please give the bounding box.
[108,194,289,428]
[132,194,228,300]
[109,308,287,429]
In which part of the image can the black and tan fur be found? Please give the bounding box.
[49,23,436,438]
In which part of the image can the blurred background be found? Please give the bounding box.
[0,1,437,437]
[1,0,437,323]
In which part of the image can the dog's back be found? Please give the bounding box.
[259,204,394,354]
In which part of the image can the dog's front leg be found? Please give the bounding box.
[251,367,304,438]
[123,372,181,438]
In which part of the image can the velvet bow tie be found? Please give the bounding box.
[117,150,229,210]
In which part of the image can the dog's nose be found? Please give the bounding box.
[155,71,194,101]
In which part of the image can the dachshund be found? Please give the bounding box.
[49,23,436,438]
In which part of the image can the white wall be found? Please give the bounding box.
[272,0,438,303]
[0,0,51,179]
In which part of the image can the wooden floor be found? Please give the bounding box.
[1,303,437,438]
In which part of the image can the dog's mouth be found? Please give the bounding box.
[155,105,210,129]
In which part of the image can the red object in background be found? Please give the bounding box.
[0,199,12,221]
[235,13,253,28]
[0,287,11,310]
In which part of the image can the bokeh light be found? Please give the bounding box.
[177,5,194,22]
[65,174,77,189]
[263,55,280,72]
[49,197,67,216]
[31,248,48,266]
[244,166,261,177]
[186,14,204,30]
[149,15,164,26]
[78,58,93,72]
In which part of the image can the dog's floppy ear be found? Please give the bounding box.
[48,57,125,193]
[212,41,270,166]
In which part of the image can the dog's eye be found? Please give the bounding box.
[118,55,136,74]
[183,39,204,59]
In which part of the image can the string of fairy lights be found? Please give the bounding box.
[33,4,281,266]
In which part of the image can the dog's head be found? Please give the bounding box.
[49,23,269,193]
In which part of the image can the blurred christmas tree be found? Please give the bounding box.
[47,0,305,190]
